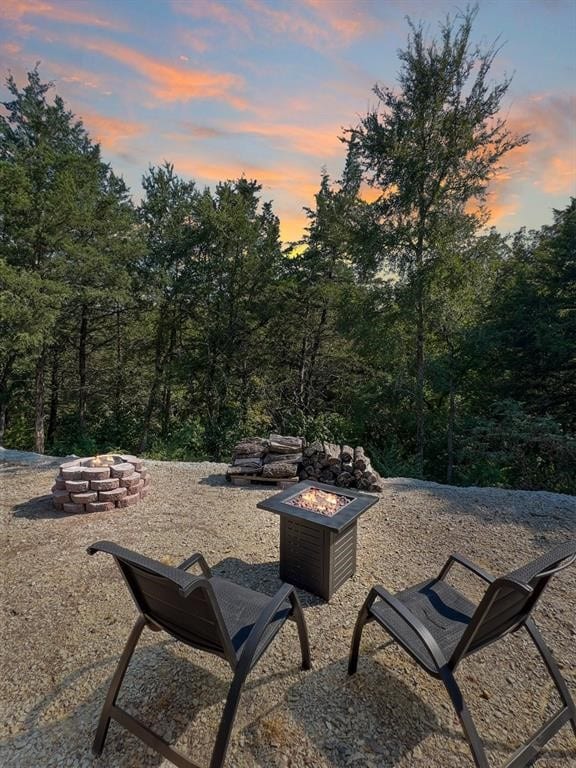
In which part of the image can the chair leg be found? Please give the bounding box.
[440,668,490,768]
[348,606,369,675]
[208,668,247,768]
[290,592,311,670]
[524,618,576,737]
[92,616,146,756]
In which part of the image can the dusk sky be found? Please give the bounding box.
[1,0,575,242]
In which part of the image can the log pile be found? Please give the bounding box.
[227,434,383,492]
[227,434,302,481]
[299,442,383,492]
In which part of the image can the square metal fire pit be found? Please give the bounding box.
[257,480,378,600]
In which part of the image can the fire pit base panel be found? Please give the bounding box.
[257,480,378,601]
[280,516,357,601]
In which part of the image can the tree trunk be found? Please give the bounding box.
[114,306,124,428]
[139,312,167,453]
[46,347,60,448]
[79,304,88,433]
[34,346,46,453]
[161,323,176,439]
[0,402,7,445]
[415,284,425,477]
[447,377,456,484]
[0,351,16,445]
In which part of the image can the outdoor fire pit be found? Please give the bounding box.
[257,480,378,600]
[51,454,150,513]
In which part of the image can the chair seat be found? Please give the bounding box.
[210,576,292,662]
[370,578,476,672]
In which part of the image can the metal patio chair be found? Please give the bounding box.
[87,540,311,768]
[348,540,576,768]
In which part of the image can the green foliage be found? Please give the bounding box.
[1,47,574,497]
[145,420,206,462]
[456,401,576,494]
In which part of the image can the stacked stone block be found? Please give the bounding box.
[52,455,151,513]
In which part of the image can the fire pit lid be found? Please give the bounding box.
[256,480,379,531]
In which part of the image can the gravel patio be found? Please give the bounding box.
[1,456,575,768]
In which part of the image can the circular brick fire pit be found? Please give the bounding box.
[52,454,150,513]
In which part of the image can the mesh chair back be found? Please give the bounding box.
[88,541,235,663]
[451,540,576,666]
[121,562,228,655]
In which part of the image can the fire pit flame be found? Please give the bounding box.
[91,454,115,467]
[288,486,352,517]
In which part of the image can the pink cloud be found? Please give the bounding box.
[2,0,116,28]
[172,0,252,36]
[79,111,145,151]
[167,155,320,201]
[77,39,245,107]
[301,0,378,44]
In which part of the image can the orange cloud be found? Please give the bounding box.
[78,39,245,107]
[165,118,344,157]
[1,0,116,28]
[538,155,575,195]
[359,184,381,204]
[280,214,309,243]
[167,155,320,200]
[80,111,145,151]
[172,0,252,36]
[504,93,575,194]
[0,41,22,56]
[45,60,109,93]
[238,121,343,157]
[179,31,211,54]
[245,0,332,48]
[485,191,520,225]
[301,0,376,44]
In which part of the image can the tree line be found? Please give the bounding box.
[1,9,574,493]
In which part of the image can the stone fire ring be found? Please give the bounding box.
[52,455,151,514]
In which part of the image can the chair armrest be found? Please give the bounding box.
[236,583,295,674]
[438,553,495,584]
[369,585,447,669]
[177,552,211,577]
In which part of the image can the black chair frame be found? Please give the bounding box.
[88,541,311,768]
[349,542,576,768]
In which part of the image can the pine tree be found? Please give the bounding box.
[349,6,527,474]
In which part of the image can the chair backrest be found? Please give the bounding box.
[87,541,237,666]
[451,540,576,667]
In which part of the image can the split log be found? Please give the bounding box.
[233,438,268,457]
[233,457,262,470]
[227,465,260,478]
[268,434,303,453]
[304,440,323,458]
[264,452,302,465]
[262,462,298,478]
[319,469,333,483]
[341,461,353,474]
[362,470,378,486]
[341,445,354,463]
[336,471,353,487]
[322,442,341,466]
[353,446,367,472]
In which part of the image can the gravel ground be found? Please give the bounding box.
[1,456,575,768]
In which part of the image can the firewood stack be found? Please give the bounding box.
[299,442,383,492]
[227,434,383,492]
[227,434,303,480]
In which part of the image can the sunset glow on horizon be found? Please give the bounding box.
[1,0,574,243]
